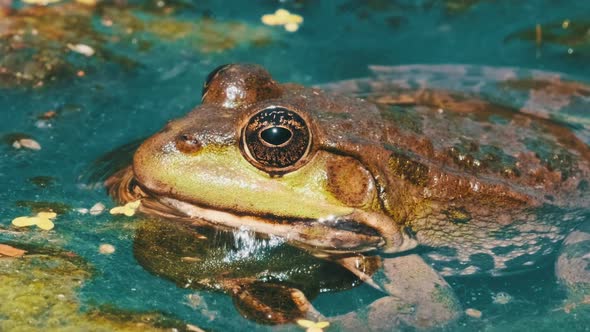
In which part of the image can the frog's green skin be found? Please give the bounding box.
[106,64,590,329]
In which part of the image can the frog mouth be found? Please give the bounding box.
[141,194,387,254]
[106,167,415,254]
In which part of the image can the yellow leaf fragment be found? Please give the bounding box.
[315,322,330,328]
[12,216,38,227]
[127,200,141,209]
[297,320,316,328]
[285,23,300,32]
[109,200,141,216]
[261,8,303,32]
[297,319,330,331]
[12,211,57,230]
[37,211,57,219]
[307,327,324,332]
[37,218,55,230]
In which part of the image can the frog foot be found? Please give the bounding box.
[315,254,461,331]
[229,281,319,325]
[556,222,590,308]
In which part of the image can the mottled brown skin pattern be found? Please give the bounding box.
[262,75,590,277]
[361,90,590,276]
[106,64,590,328]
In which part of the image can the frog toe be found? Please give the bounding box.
[557,222,590,305]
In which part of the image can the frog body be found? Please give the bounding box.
[103,64,590,329]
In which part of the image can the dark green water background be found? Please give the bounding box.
[1,0,589,331]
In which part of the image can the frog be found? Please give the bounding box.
[102,63,590,330]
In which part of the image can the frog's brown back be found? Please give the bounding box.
[318,65,590,275]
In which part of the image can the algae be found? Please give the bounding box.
[0,248,187,331]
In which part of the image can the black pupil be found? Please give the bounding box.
[260,127,292,146]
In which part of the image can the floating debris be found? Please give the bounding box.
[75,208,89,214]
[29,176,56,188]
[506,19,590,50]
[21,0,62,6]
[492,291,513,305]
[38,110,58,120]
[181,256,201,263]
[110,200,141,216]
[465,308,482,319]
[0,244,27,257]
[186,324,206,332]
[262,9,303,32]
[536,23,542,46]
[67,43,95,57]
[12,211,57,230]
[89,202,106,215]
[98,243,115,255]
[296,319,330,332]
[12,138,41,151]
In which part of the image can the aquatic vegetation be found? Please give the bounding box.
[28,176,56,188]
[506,19,590,51]
[0,251,186,331]
[338,0,488,18]
[15,200,71,214]
[12,211,57,230]
[492,291,513,305]
[0,1,273,87]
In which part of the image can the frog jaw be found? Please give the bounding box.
[131,140,416,254]
[154,195,386,253]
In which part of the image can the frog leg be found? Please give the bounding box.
[556,222,590,309]
[229,254,461,329]
[285,254,462,330]
[228,281,321,325]
[333,254,461,331]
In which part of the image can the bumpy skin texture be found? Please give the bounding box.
[322,65,590,277]
[106,64,590,329]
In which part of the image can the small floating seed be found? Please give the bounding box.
[89,202,105,215]
[99,244,115,255]
[67,43,95,57]
[13,138,41,150]
[465,308,482,319]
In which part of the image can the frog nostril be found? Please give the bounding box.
[175,134,202,154]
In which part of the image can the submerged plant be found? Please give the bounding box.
[0,0,273,88]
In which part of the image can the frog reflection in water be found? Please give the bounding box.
[105,64,590,330]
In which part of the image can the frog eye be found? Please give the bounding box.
[201,64,231,99]
[242,107,311,171]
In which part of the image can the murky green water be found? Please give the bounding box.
[1,0,589,331]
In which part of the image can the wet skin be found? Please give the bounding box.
[106,64,590,329]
